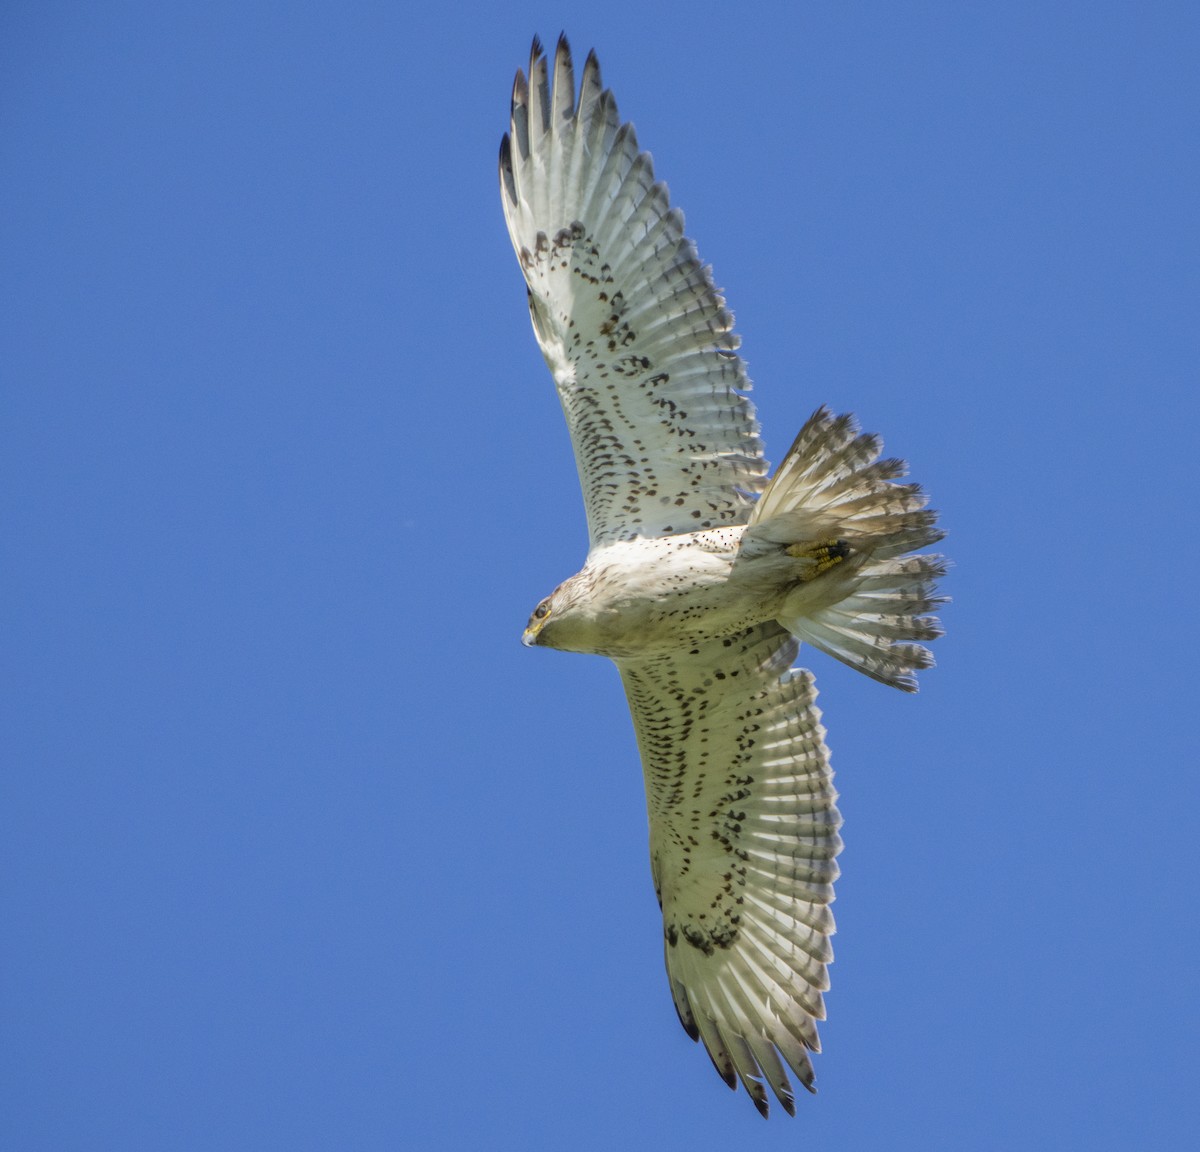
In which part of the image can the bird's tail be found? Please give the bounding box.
[748,407,947,691]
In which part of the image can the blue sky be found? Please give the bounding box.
[3,2,1197,1148]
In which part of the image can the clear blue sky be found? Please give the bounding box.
[3,2,1197,1148]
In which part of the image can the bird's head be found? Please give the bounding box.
[521,592,557,647]
[521,572,597,651]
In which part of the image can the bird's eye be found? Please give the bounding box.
[534,601,550,620]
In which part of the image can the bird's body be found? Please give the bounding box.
[525,527,827,657]
[500,36,946,1116]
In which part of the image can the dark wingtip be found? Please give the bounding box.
[498,134,516,204]
[704,1048,737,1091]
[677,1013,699,1043]
[670,981,700,1042]
[511,67,528,106]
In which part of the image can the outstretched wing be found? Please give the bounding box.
[617,624,842,1117]
[499,36,767,548]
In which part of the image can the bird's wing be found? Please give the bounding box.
[499,36,767,548]
[617,624,842,1117]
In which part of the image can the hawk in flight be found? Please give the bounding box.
[500,35,945,1116]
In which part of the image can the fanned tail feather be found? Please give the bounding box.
[754,407,947,691]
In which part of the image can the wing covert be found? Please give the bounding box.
[500,36,768,547]
[617,624,842,1117]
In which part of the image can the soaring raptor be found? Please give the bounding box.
[500,36,945,1116]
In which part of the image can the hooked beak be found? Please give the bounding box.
[522,615,548,648]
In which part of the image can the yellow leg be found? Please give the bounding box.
[786,538,852,579]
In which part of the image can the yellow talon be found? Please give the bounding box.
[786,538,852,579]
